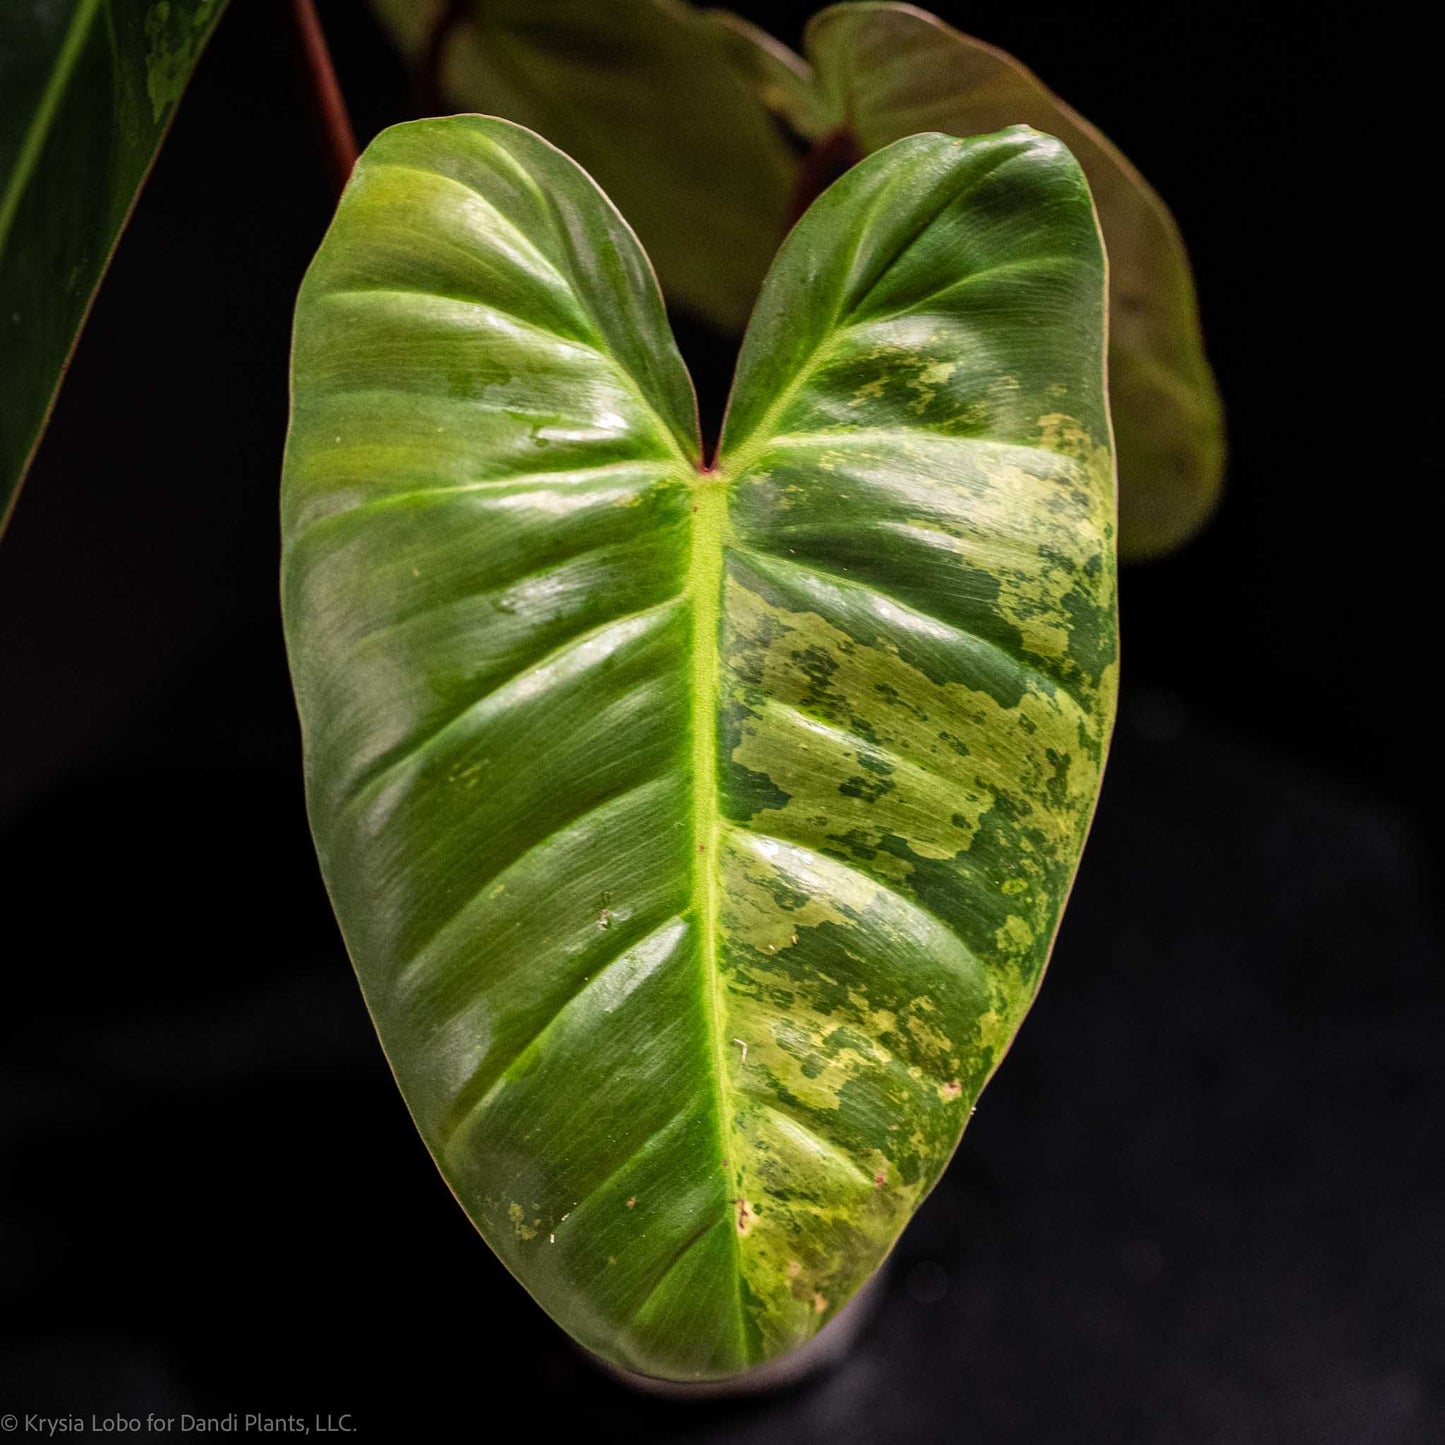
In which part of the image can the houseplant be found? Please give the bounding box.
[1,0,1218,1387]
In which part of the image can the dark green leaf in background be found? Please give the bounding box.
[705,8,834,143]
[0,0,228,534]
[283,115,1116,1380]
[371,0,796,331]
[380,0,1220,558]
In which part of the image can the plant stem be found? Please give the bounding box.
[785,127,863,227]
[288,0,358,192]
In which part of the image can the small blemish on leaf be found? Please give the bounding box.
[507,1202,538,1240]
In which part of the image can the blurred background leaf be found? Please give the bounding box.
[372,0,797,332]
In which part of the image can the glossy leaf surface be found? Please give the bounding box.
[0,0,227,533]
[283,115,1116,1379]
[370,0,795,330]
[719,1,1224,556]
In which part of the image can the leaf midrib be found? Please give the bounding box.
[685,466,747,1356]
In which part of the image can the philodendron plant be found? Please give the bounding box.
[2,0,1214,1391]
[281,115,1116,1380]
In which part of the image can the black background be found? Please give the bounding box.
[1,2,1436,1440]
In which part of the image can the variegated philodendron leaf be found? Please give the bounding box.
[282,115,1117,1381]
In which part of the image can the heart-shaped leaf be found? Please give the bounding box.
[0,0,227,534]
[282,114,1116,1380]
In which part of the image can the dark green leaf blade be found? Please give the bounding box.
[283,117,1115,1381]
[370,0,797,330]
[283,114,725,1378]
[0,0,227,534]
